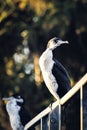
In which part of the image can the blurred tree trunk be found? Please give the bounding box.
[33,54,43,86]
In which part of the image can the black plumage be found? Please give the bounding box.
[20,107,35,130]
[52,59,71,98]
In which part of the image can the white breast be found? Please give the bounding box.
[6,101,24,130]
[10,113,23,130]
[39,48,58,93]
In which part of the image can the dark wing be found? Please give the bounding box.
[19,107,35,130]
[52,58,71,98]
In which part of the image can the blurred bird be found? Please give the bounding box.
[2,94,35,130]
[39,37,71,100]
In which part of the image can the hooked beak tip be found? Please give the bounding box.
[65,41,69,44]
[59,40,69,45]
[2,97,6,100]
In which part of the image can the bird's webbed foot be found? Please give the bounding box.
[49,101,54,111]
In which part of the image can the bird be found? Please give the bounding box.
[39,37,71,100]
[2,94,35,130]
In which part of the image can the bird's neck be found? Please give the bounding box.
[39,48,55,76]
[39,48,53,68]
[6,102,20,116]
[41,48,53,60]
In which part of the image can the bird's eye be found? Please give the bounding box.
[54,37,60,43]
[17,96,21,99]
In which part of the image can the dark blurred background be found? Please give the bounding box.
[0,0,87,130]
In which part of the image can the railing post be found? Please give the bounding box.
[40,118,43,130]
[48,113,51,130]
[58,100,61,130]
[80,86,83,130]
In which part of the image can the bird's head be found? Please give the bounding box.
[47,37,69,50]
[2,94,24,107]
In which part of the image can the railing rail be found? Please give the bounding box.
[24,73,87,130]
[61,73,87,105]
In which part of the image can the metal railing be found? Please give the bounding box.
[24,73,87,130]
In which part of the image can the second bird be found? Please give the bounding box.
[2,94,35,130]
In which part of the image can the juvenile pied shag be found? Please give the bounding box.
[2,94,35,130]
[39,37,71,100]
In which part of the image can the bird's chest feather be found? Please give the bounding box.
[7,103,24,130]
[39,49,54,71]
[10,114,23,130]
[39,49,58,91]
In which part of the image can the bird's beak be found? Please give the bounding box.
[58,40,69,45]
[2,97,10,104]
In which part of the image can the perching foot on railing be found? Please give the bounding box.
[49,102,53,111]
